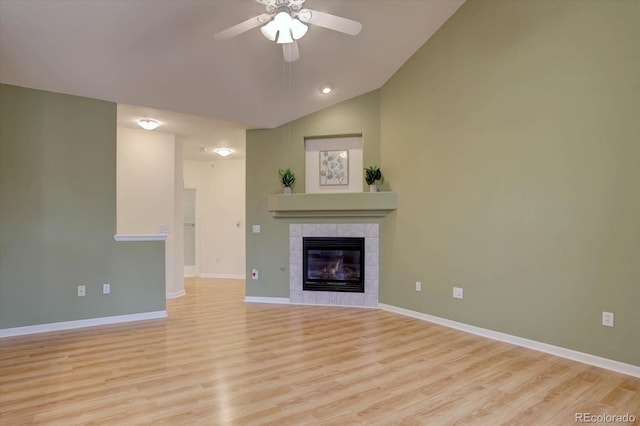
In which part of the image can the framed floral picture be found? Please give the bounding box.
[319,150,349,186]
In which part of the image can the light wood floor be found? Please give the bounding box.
[1,278,638,425]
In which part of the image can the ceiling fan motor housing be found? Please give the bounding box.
[258,0,306,16]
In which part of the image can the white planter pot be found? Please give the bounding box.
[369,184,378,193]
[284,187,292,194]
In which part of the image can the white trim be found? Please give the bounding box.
[0,311,167,338]
[200,273,245,280]
[113,234,167,242]
[380,304,640,378]
[184,265,198,277]
[245,296,290,305]
[166,290,186,299]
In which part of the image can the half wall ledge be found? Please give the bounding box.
[113,234,168,242]
[268,192,397,218]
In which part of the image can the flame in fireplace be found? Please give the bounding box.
[320,258,342,276]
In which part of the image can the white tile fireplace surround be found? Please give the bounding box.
[289,224,379,308]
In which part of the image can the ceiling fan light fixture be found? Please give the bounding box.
[138,119,160,130]
[277,29,294,44]
[214,148,233,157]
[260,21,278,41]
[274,12,293,43]
[261,11,307,44]
[290,18,308,40]
[216,1,363,62]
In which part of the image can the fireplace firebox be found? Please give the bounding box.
[303,237,365,293]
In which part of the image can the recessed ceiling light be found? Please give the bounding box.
[214,148,233,157]
[138,119,159,130]
[320,84,334,95]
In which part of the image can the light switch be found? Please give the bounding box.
[252,225,261,233]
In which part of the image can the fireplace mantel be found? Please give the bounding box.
[268,192,397,218]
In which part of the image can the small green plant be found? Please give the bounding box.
[364,166,382,185]
[278,168,296,188]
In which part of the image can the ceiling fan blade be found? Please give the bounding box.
[214,14,272,40]
[283,41,300,63]
[298,9,362,36]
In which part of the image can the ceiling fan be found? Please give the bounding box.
[214,0,363,63]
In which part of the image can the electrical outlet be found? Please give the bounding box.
[453,287,463,299]
[416,282,422,292]
[77,285,86,297]
[252,225,261,233]
[251,269,259,280]
[602,311,614,327]
[102,283,111,294]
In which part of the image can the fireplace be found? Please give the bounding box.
[290,223,378,307]
[303,237,365,293]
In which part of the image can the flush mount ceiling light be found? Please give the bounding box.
[214,148,233,157]
[138,119,159,130]
[214,0,362,63]
[320,84,334,94]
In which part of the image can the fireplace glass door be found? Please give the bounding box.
[303,237,365,293]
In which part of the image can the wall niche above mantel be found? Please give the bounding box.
[268,192,397,218]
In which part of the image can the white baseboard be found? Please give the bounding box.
[245,296,290,305]
[200,273,245,280]
[380,304,639,379]
[184,265,198,277]
[166,289,186,299]
[0,311,168,338]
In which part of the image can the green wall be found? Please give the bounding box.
[0,84,166,329]
[246,1,639,365]
[380,0,639,365]
[246,91,381,297]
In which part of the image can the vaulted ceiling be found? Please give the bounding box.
[1,0,464,159]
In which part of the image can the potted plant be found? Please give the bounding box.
[364,166,382,192]
[278,168,296,194]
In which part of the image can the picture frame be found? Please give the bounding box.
[319,150,349,186]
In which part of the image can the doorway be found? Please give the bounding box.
[183,188,197,277]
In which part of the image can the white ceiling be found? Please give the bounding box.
[1,0,465,159]
[117,103,247,161]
